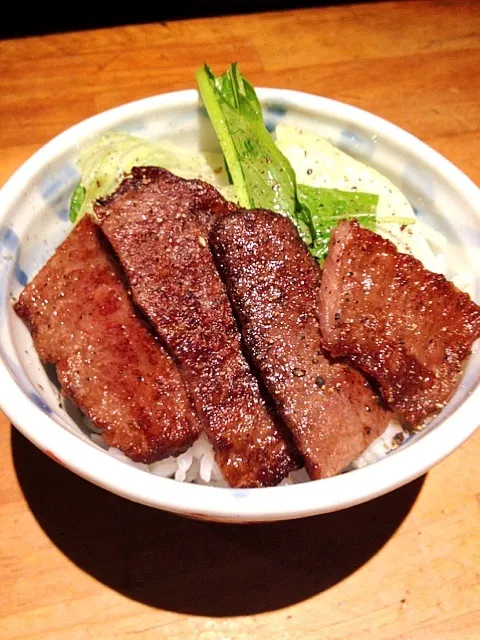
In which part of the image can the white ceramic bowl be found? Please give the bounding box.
[0,89,479,522]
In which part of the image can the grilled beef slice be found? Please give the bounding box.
[96,167,299,488]
[210,209,391,479]
[319,219,480,426]
[14,217,200,462]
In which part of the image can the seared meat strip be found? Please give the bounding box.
[96,167,299,488]
[210,209,391,479]
[14,217,200,462]
[319,220,480,426]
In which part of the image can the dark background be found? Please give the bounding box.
[1,1,385,38]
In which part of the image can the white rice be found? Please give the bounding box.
[90,432,229,486]
[89,421,408,484]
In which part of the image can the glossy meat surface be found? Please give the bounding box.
[14,217,200,462]
[319,220,480,425]
[210,209,390,479]
[96,167,299,487]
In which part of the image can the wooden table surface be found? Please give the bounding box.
[1,1,479,638]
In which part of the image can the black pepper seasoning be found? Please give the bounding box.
[315,376,326,388]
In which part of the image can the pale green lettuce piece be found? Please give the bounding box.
[275,124,419,255]
[70,132,233,222]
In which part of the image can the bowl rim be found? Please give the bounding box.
[1,88,479,522]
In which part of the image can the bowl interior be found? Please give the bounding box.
[0,89,479,521]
